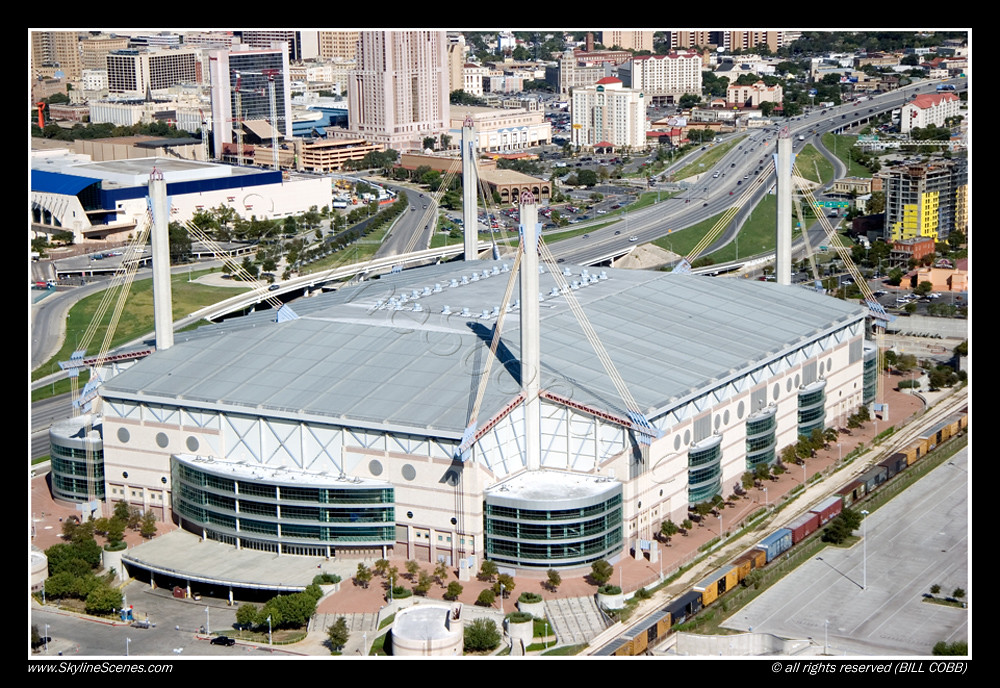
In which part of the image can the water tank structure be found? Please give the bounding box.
[390,603,464,656]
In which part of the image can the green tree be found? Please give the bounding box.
[492,573,515,599]
[405,560,420,580]
[327,616,349,652]
[590,559,614,585]
[374,559,390,577]
[139,511,157,539]
[434,561,449,586]
[478,560,498,582]
[475,589,495,607]
[660,519,679,543]
[932,640,968,655]
[84,585,123,616]
[414,570,433,596]
[546,568,561,592]
[930,584,941,595]
[236,603,258,629]
[355,563,373,589]
[577,169,598,187]
[444,581,464,600]
[952,588,965,600]
[464,618,501,652]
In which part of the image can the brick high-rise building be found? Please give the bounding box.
[31,30,82,80]
[346,31,449,151]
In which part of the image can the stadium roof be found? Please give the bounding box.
[101,261,866,439]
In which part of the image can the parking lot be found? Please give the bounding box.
[722,448,969,656]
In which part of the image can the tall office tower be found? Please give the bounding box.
[600,30,653,52]
[722,31,785,53]
[238,31,303,61]
[208,44,292,160]
[318,31,360,60]
[571,78,646,150]
[881,159,968,243]
[347,31,449,150]
[106,47,199,97]
[668,31,718,50]
[619,50,701,106]
[80,35,130,71]
[31,31,82,80]
[446,32,467,94]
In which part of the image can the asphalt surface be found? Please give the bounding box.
[720,447,969,656]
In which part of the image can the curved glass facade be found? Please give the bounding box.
[171,456,395,557]
[797,380,828,437]
[863,344,878,405]
[688,435,722,504]
[745,407,777,470]
[484,476,622,569]
[48,417,105,503]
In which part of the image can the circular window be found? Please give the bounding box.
[786,378,793,392]
[737,401,745,419]
[401,464,416,481]
[369,460,383,476]
[161,477,168,484]
[186,436,199,452]
[795,374,801,388]
[450,517,457,525]
[714,415,721,431]
[674,435,681,451]
[122,471,129,479]
[155,432,169,448]
[773,383,780,400]
[683,429,691,445]
[117,427,130,443]
[724,410,730,425]
[407,511,414,519]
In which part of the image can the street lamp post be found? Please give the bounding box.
[824,619,829,655]
[44,624,49,653]
[861,509,869,590]
[126,637,131,657]
[499,582,504,614]
[267,615,272,646]
[205,606,210,635]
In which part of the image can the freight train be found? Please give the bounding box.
[593,408,968,656]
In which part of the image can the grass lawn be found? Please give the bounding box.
[32,268,250,385]
[652,195,780,265]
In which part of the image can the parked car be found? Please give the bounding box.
[210,636,236,646]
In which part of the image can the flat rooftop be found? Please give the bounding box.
[101,260,866,439]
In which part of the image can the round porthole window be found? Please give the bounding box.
[186,436,199,452]
[155,432,169,448]
[407,511,414,519]
[122,471,129,479]
[401,464,416,481]
[117,428,130,443]
[369,460,383,476]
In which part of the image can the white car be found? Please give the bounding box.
[628,235,638,242]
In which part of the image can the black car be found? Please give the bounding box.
[210,636,236,646]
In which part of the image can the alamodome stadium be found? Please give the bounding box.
[47,136,877,588]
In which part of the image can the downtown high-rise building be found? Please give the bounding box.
[208,44,292,159]
[347,30,449,151]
